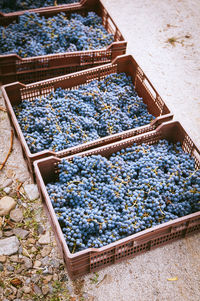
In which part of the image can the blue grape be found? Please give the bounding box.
[46,140,200,253]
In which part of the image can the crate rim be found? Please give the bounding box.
[1,54,173,171]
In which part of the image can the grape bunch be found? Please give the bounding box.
[0,0,79,13]
[46,140,200,253]
[0,11,114,57]
[14,73,155,153]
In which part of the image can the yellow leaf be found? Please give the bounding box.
[167,277,178,281]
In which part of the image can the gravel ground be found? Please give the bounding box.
[0,0,200,300]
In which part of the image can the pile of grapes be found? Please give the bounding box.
[0,0,79,13]
[14,73,155,153]
[0,11,114,57]
[46,140,200,253]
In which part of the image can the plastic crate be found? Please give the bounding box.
[2,54,173,176]
[0,0,126,84]
[33,120,200,279]
[0,1,80,17]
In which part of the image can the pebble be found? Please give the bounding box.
[27,238,36,245]
[16,290,23,298]
[7,265,14,271]
[10,209,23,223]
[23,184,39,201]
[31,274,40,284]
[0,255,6,263]
[41,256,50,266]
[0,263,3,271]
[42,286,49,295]
[23,257,33,269]
[13,228,29,239]
[1,179,13,188]
[66,284,73,294]
[50,259,60,269]
[0,236,19,255]
[43,275,52,284]
[41,246,51,257]
[37,224,45,235]
[53,274,58,281]
[22,286,31,294]
[38,231,50,245]
[4,230,14,237]
[33,260,42,269]
[9,255,19,262]
[0,196,16,216]
[42,267,49,275]
[3,187,11,194]
[33,284,42,295]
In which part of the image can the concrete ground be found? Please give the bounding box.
[84,0,200,300]
[0,0,199,300]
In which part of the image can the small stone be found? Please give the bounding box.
[3,187,11,194]
[41,246,51,257]
[42,286,49,295]
[38,231,50,245]
[13,228,29,239]
[16,290,23,298]
[0,197,16,216]
[15,266,24,274]
[1,179,13,188]
[0,236,19,255]
[22,257,32,269]
[27,238,36,245]
[9,255,19,262]
[53,274,58,281]
[0,263,3,271]
[0,230,3,238]
[10,209,23,223]
[41,256,50,266]
[48,266,53,274]
[33,284,42,295]
[42,267,49,275]
[33,260,41,269]
[66,284,73,294]
[22,286,31,294]
[43,275,52,284]
[31,274,40,284]
[0,255,6,263]
[50,259,60,268]
[23,184,39,201]
[4,230,14,237]
[47,283,54,294]
[7,265,14,272]
[37,224,45,235]
[18,246,23,254]
[30,246,37,253]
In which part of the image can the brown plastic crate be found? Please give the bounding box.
[2,54,173,176]
[33,120,200,279]
[0,1,82,19]
[0,0,126,84]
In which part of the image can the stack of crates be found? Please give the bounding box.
[1,0,199,279]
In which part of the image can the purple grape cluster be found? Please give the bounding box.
[0,11,114,57]
[46,140,200,253]
[0,0,79,13]
[14,73,155,153]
